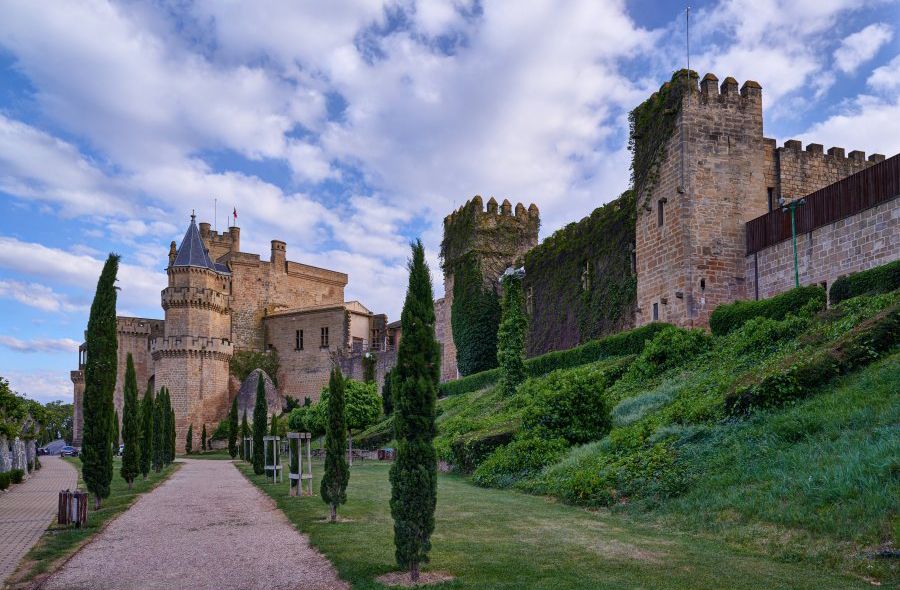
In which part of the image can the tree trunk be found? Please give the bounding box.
[348,431,353,467]
[93,495,101,510]
[410,562,419,583]
[127,479,132,490]
[330,504,337,523]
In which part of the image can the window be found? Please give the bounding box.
[320,327,329,348]
[657,199,665,227]
[652,302,659,321]
[767,188,775,212]
[295,329,304,351]
[700,278,706,292]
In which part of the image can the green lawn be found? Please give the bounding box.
[237,459,871,590]
[12,457,178,585]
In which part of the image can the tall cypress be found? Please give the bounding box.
[152,389,165,472]
[168,403,176,462]
[186,423,193,455]
[228,397,239,459]
[321,367,349,523]
[140,385,154,478]
[252,373,267,474]
[112,409,120,448]
[390,240,439,583]
[82,253,119,509]
[201,423,207,451]
[240,409,249,460]
[381,369,393,415]
[120,354,140,489]
[496,270,528,396]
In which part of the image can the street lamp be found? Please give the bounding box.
[779,196,807,288]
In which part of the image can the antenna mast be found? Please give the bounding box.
[686,6,691,74]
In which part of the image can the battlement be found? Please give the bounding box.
[70,370,84,383]
[765,137,885,165]
[151,336,234,360]
[116,316,165,336]
[444,195,539,226]
[441,195,540,269]
[161,286,231,314]
[199,222,241,260]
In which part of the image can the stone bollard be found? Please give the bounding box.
[0,435,10,473]
[12,437,28,480]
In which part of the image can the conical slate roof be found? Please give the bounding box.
[172,214,229,274]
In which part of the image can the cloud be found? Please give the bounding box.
[4,370,73,403]
[0,279,85,312]
[867,54,900,92]
[0,335,80,353]
[798,94,900,156]
[833,23,893,73]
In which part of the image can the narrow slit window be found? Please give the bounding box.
[652,302,659,321]
[321,327,329,348]
[296,329,304,351]
[657,199,665,227]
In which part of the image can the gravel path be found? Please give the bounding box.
[41,459,347,590]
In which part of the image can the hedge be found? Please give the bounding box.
[724,303,899,416]
[709,286,826,336]
[0,472,9,490]
[448,426,517,474]
[439,322,670,397]
[829,259,900,305]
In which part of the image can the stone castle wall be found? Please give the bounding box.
[748,197,899,300]
[766,140,876,205]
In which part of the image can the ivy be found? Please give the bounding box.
[229,349,280,387]
[524,191,636,356]
[450,253,501,376]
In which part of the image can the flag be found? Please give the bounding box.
[233,207,237,221]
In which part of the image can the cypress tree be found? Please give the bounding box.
[240,409,249,460]
[381,369,393,415]
[389,240,439,582]
[252,373,267,475]
[152,389,165,472]
[496,270,528,396]
[112,409,120,448]
[321,367,349,523]
[201,423,207,451]
[82,253,119,510]
[362,353,376,383]
[168,403,175,462]
[270,412,278,436]
[186,423,193,455]
[120,354,141,489]
[228,397,239,459]
[140,385,154,478]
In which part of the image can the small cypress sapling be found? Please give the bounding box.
[496,269,528,396]
[252,373,267,475]
[120,354,141,489]
[186,423,193,455]
[201,423,207,451]
[228,397,239,459]
[82,253,119,509]
[390,240,439,583]
[140,385,154,478]
[321,367,349,523]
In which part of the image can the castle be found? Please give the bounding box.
[71,216,389,451]
[437,71,897,377]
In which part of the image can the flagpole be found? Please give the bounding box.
[214,198,217,232]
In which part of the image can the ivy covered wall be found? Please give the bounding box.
[523,191,636,357]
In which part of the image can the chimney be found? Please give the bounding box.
[229,226,241,252]
[271,240,286,271]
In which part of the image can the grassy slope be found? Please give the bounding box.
[238,459,869,590]
[11,457,178,586]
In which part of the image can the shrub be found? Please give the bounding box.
[830,259,900,305]
[629,326,710,378]
[472,435,568,488]
[439,322,669,397]
[611,381,679,427]
[10,468,24,484]
[0,471,9,490]
[709,286,826,336]
[448,426,517,473]
[520,363,621,444]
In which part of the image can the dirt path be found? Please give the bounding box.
[41,459,347,590]
[0,456,77,586]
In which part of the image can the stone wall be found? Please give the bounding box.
[747,197,899,300]
[765,140,878,205]
[339,348,398,391]
[113,317,164,436]
[433,295,456,382]
[71,370,84,447]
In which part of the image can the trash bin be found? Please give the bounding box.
[58,489,88,527]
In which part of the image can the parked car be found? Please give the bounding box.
[118,444,125,456]
[37,447,47,456]
[60,446,79,457]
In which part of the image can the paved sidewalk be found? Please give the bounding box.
[0,455,77,585]
[42,459,347,590]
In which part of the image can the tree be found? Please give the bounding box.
[497,269,528,396]
[152,389,165,472]
[450,252,500,376]
[270,412,278,436]
[381,369,394,415]
[252,373,267,475]
[201,423,207,451]
[240,409,249,460]
[321,367,349,523]
[186,423,193,455]
[168,403,175,462]
[344,380,380,467]
[390,240,439,583]
[228,397,239,459]
[112,409,120,449]
[362,353,376,383]
[120,354,141,489]
[140,385,154,478]
[82,253,119,510]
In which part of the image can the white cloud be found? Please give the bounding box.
[0,279,85,313]
[833,23,893,73]
[4,370,73,404]
[0,335,80,353]
[798,94,900,156]
[867,54,900,92]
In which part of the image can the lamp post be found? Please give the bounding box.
[780,197,806,288]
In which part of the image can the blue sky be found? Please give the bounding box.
[1,0,898,403]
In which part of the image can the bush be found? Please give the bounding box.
[520,362,623,444]
[0,472,9,490]
[611,381,679,427]
[472,435,568,488]
[448,426,517,473]
[629,326,710,378]
[439,323,669,397]
[709,286,826,336]
[10,468,24,484]
[830,259,900,305]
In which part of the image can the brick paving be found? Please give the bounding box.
[0,455,77,586]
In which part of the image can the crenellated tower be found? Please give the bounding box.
[437,195,539,380]
[152,214,234,452]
